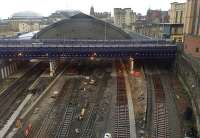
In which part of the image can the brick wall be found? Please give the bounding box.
[184,36,200,58]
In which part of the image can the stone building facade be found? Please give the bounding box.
[8,11,43,33]
[90,6,112,23]
[114,8,136,31]
[146,9,169,24]
[169,2,186,24]
[184,0,200,58]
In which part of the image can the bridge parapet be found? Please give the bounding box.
[0,39,175,46]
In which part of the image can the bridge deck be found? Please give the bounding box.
[0,39,177,60]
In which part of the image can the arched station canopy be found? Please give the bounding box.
[33,13,131,40]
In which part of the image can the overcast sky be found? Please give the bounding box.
[0,0,186,19]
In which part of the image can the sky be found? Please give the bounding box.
[0,0,186,19]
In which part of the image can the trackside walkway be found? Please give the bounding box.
[123,70,137,138]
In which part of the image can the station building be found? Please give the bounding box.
[34,13,131,40]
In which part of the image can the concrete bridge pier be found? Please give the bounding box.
[3,67,8,79]
[9,62,16,75]
[0,61,18,80]
[1,68,5,79]
[49,60,58,77]
[129,57,134,74]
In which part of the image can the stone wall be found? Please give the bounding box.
[175,53,200,134]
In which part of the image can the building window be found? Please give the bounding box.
[180,11,183,23]
[178,38,182,42]
[175,11,178,23]
[196,48,199,53]
[174,28,178,33]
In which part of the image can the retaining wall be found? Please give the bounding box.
[175,52,200,135]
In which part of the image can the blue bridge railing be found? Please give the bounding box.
[0,39,177,60]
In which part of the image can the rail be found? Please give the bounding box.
[151,75,169,138]
[80,107,97,138]
[114,62,130,138]
[55,105,74,137]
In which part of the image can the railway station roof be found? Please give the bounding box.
[33,13,131,40]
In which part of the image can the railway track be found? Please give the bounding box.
[66,61,110,138]
[32,61,82,138]
[151,74,169,138]
[80,106,97,138]
[144,66,170,138]
[56,78,81,138]
[161,71,182,138]
[55,105,74,137]
[143,66,153,135]
[34,78,78,138]
[15,60,113,138]
[114,62,130,138]
[34,102,55,138]
[0,63,47,129]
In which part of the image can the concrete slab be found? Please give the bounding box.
[0,94,32,138]
[123,70,137,138]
